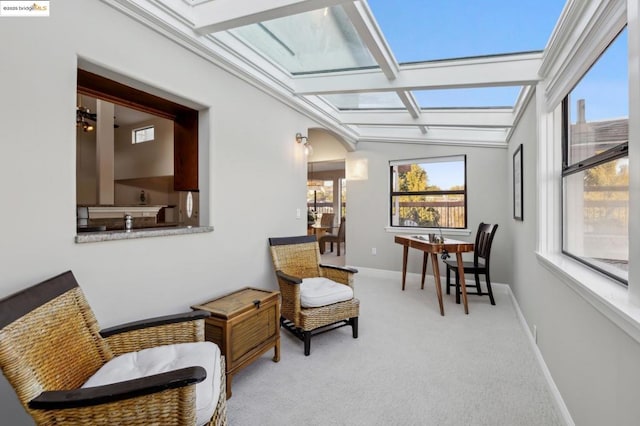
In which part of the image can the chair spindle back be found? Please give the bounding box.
[473,223,498,265]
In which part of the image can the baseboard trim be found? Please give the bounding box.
[504,284,575,426]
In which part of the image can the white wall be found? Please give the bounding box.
[0,1,315,423]
[114,116,173,180]
[307,128,350,161]
[345,142,512,283]
[509,95,640,426]
[76,127,97,204]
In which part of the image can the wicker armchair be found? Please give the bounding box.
[268,235,359,356]
[0,271,227,426]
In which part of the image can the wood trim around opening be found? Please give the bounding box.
[77,69,198,191]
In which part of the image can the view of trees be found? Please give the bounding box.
[396,164,440,226]
[393,164,465,228]
[583,158,628,231]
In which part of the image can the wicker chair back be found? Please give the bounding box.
[0,271,113,419]
[269,235,321,279]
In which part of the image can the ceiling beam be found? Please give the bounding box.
[339,109,514,128]
[294,52,543,94]
[356,126,508,147]
[192,0,352,34]
[395,91,420,118]
[342,1,398,80]
[394,91,427,133]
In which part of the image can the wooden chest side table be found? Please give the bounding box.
[192,287,280,398]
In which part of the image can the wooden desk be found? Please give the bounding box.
[395,235,474,316]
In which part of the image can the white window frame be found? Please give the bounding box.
[132,125,155,144]
[536,0,640,342]
[561,29,629,285]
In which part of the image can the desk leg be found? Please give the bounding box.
[420,252,428,290]
[430,253,445,316]
[456,252,469,314]
[401,245,409,290]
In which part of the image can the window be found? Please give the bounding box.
[307,160,346,222]
[390,155,466,229]
[307,179,333,216]
[132,125,155,144]
[562,28,628,284]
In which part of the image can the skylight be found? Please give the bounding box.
[229,5,377,74]
[322,92,405,110]
[368,0,565,63]
[130,0,566,145]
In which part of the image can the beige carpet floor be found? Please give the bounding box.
[226,268,565,425]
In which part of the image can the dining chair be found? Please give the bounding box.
[316,212,335,237]
[319,217,346,256]
[444,223,499,305]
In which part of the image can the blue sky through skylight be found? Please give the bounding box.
[368,0,566,63]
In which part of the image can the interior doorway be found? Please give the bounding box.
[307,160,346,262]
[303,128,350,262]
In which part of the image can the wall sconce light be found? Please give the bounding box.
[296,132,313,156]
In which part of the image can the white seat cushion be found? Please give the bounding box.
[300,277,354,308]
[82,341,221,426]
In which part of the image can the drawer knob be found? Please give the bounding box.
[253,299,261,309]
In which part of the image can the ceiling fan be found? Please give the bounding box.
[76,100,120,132]
[76,106,96,132]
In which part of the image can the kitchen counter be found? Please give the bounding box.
[75,225,213,243]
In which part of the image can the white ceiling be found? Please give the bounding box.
[114,105,154,126]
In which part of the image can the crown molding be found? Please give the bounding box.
[506,85,536,143]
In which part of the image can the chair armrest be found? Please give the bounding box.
[319,264,358,274]
[274,270,302,323]
[100,310,210,338]
[319,264,356,287]
[101,311,210,355]
[29,367,206,409]
[276,270,302,285]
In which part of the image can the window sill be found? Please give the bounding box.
[536,251,640,344]
[385,226,472,237]
[75,226,213,243]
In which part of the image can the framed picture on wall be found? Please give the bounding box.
[513,144,523,221]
